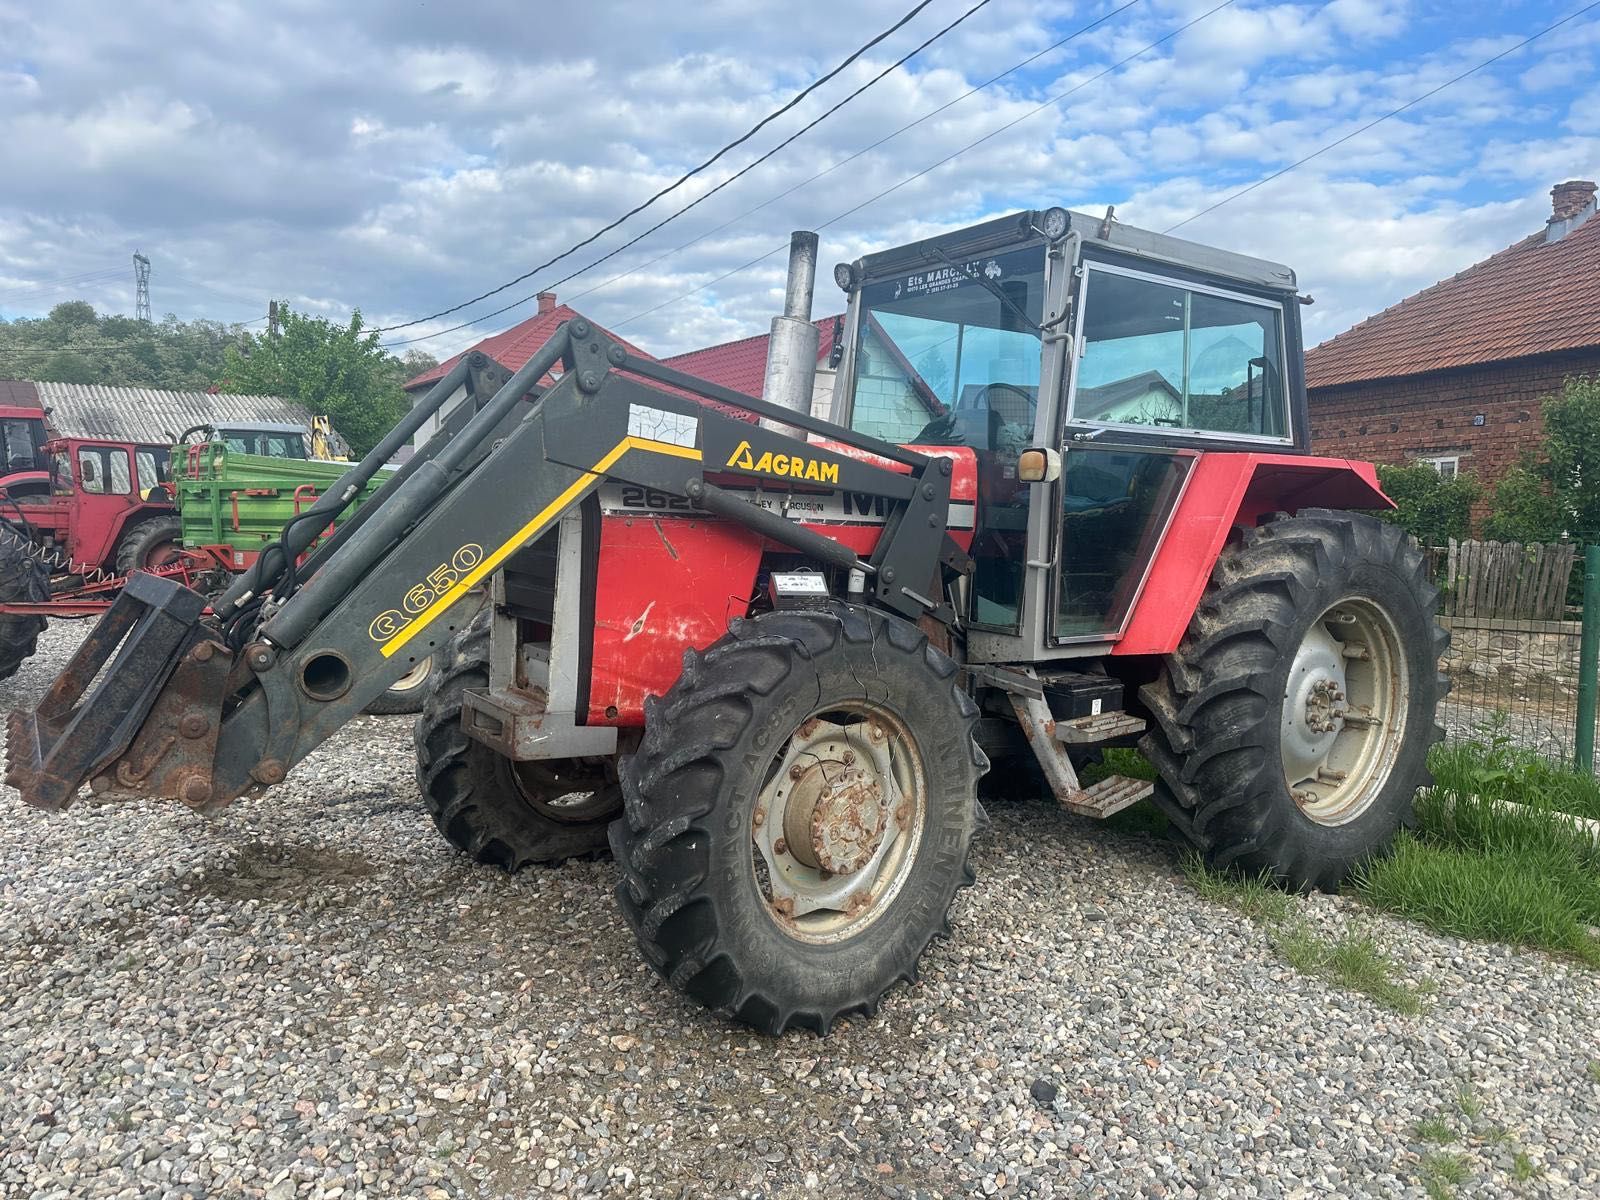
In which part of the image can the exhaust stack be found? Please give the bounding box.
[760,231,820,433]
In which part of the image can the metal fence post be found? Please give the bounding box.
[1577,543,1600,775]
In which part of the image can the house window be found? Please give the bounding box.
[1418,455,1460,480]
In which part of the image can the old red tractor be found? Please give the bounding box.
[8,210,1445,1034]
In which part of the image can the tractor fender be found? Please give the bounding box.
[0,470,51,500]
[1114,452,1391,657]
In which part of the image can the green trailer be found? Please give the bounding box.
[171,441,393,570]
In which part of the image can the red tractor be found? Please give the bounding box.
[8,210,1446,1035]
[0,435,185,680]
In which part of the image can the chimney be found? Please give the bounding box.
[1546,180,1597,244]
[537,291,557,314]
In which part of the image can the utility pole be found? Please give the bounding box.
[133,252,152,323]
[268,300,280,338]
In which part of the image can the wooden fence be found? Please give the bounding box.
[1433,539,1578,621]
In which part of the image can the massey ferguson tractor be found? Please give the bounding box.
[5,209,1446,1034]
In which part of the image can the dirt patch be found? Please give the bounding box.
[192,840,377,901]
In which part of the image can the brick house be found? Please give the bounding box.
[1305,179,1600,489]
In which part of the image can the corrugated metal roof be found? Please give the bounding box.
[27,381,322,444]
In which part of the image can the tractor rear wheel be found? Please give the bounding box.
[415,614,620,867]
[114,515,183,573]
[0,528,48,682]
[610,606,986,1035]
[1139,509,1447,892]
[363,655,433,715]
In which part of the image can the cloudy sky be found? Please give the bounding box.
[1,0,1596,364]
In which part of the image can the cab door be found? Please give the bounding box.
[68,443,138,569]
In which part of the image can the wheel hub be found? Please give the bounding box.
[1279,600,1408,826]
[781,759,886,875]
[752,711,923,937]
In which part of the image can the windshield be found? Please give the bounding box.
[847,244,1046,447]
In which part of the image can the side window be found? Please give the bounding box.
[76,447,133,495]
[1074,267,1286,440]
[77,448,104,494]
[136,448,171,494]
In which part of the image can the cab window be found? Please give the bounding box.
[136,448,171,496]
[76,446,132,495]
[1073,265,1287,440]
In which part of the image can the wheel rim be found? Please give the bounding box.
[387,656,432,694]
[1280,597,1408,826]
[751,702,927,944]
[144,541,181,568]
[510,759,618,824]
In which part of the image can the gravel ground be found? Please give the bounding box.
[3,621,1599,1200]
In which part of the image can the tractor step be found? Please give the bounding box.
[1052,711,1146,744]
[1061,774,1154,819]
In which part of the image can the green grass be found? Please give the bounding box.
[1272,921,1431,1015]
[1183,855,1294,923]
[1353,754,1600,967]
[1414,1118,1456,1144]
[1587,1060,1600,1083]
[1419,1151,1470,1199]
[1456,1085,1482,1120]
[1512,1150,1541,1182]
[1429,730,1600,822]
[1180,854,1431,1012]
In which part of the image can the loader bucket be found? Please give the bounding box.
[5,571,207,811]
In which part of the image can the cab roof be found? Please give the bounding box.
[853,209,1298,295]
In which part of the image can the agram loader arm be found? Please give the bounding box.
[6,316,957,813]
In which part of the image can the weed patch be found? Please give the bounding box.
[1271,921,1431,1015]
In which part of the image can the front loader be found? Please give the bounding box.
[5,209,1446,1034]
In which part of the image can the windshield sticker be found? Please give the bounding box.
[865,244,1042,307]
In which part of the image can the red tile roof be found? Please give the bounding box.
[404,303,654,392]
[661,315,844,397]
[1305,200,1600,390]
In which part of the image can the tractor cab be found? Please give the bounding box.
[0,405,57,498]
[828,208,1311,663]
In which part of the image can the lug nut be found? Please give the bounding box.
[789,763,806,781]
[753,808,765,828]
[773,837,788,856]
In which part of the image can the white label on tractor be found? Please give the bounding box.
[771,572,828,596]
[627,404,698,448]
[1091,698,1103,716]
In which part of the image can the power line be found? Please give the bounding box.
[373,0,949,335]
[1164,0,1600,232]
[555,0,1144,314]
[381,0,1002,350]
[612,0,1239,332]
[0,266,125,301]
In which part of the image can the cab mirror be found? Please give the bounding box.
[1017,447,1061,483]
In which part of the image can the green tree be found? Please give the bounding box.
[1482,375,1600,543]
[0,302,246,390]
[218,304,409,456]
[1375,463,1478,546]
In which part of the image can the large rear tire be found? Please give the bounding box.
[415,615,620,867]
[1139,509,1447,892]
[114,515,183,573]
[0,528,48,682]
[609,606,987,1035]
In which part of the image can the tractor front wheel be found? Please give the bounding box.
[415,615,620,866]
[114,515,183,573]
[610,606,986,1035]
[1140,509,1447,892]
